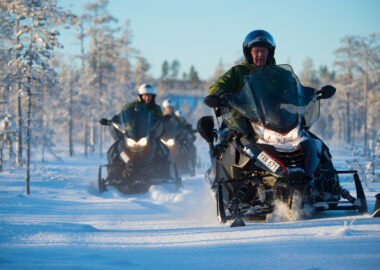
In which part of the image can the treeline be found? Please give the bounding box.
[0,0,207,170]
[0,0,379,174]
[297,34,380,157]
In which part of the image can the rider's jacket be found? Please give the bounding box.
[114,99,163,120]
[109,99,163,141]
[208,59,276,135]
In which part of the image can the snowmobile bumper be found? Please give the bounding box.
[373,193,380,217]
[314,170,368,213]
[98,162,182,193]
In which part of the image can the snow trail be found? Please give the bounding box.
[0,147,379,269]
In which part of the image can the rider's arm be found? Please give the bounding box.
[208,65,247,96]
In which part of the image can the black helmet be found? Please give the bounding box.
[243,30,276,64]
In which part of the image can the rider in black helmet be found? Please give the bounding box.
[206,30,277,136]
[243,29,276,65]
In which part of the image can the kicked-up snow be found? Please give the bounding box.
[0,143,380,269]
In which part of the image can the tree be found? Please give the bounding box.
[161,60,169,80]
[299,57,319,87]
[334,35,359,144]
[189,65,200,87]
[170,59,180,79]
[353,33,380,155]
[82,0,118,157]
[134,56,150,86]
[5,0,76,194]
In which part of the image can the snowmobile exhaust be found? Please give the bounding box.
[373,193,380,217]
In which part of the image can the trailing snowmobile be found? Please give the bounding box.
[161,114,197,176]
[198,64,368,227]
[98,103,181,193]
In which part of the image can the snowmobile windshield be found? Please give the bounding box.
[161,116,183,140]
[115,103,161,140]
[225,64,319,134]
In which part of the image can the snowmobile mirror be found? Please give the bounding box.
[316,85,336,100]
[99,118,111,126]
[197,116,215,144]
[204,95,226,108]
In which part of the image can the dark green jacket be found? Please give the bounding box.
[110,99,163,140]
[208,60,275,134]
[118,99,163,118]
[208,59,275,96]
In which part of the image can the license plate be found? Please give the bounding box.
[120,151,130,163]
[257,151,280,173]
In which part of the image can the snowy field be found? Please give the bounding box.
[0,141,380,269]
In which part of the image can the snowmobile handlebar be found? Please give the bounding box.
[99,118,125,134]
[99,118,111,126]
[204,95,228,108]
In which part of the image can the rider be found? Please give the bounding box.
[204,29,341,200]
[208,29,276,136]
[105,83,164,180]
[108,83,162,141]
[175,110,197,144]
[162,98,177,117]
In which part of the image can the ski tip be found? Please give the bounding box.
[230,217,245,227]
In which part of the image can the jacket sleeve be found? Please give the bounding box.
[208,66,244,96]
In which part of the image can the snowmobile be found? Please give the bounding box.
[98,103,181,193]
[161,115,197,176]
[198,64,368,227]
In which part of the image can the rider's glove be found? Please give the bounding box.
[99,118,111,126]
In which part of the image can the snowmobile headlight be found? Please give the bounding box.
[137,137,148,146]
[126,138,137,147]
[126,137,148,147]
[160,138,175,146]
[251,122,301,144]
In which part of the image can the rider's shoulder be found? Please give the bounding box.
[228,61,254,75]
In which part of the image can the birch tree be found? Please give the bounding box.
[4,0,75,194]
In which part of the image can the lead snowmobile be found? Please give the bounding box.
[198,64,368,227]
[98,103,181,193]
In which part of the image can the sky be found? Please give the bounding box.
[59,0,380,80]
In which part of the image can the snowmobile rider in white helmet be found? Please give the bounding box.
[105,83,162,141]
[162,98,177,117]
[130,83,162,117]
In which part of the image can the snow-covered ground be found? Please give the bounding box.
[0,142,380,269]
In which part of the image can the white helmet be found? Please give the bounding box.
[162,98,175,108]
[175,110,184,118]
[138,83,156,95]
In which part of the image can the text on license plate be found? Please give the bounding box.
[257,151,280,173]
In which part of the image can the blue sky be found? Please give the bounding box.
[60,0,380,80]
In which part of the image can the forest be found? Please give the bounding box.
[0,0,379,183]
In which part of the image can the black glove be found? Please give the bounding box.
[318,85,336,100]
[99,118,111,126]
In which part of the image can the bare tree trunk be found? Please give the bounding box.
[17,91,22,167]
[69,77,74,157]
[84,121,88,157]
[25,86,31,195]
[363,71,369,156]
[15,18,23,167]
[90,118,96,152]
[346,91,351,144]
